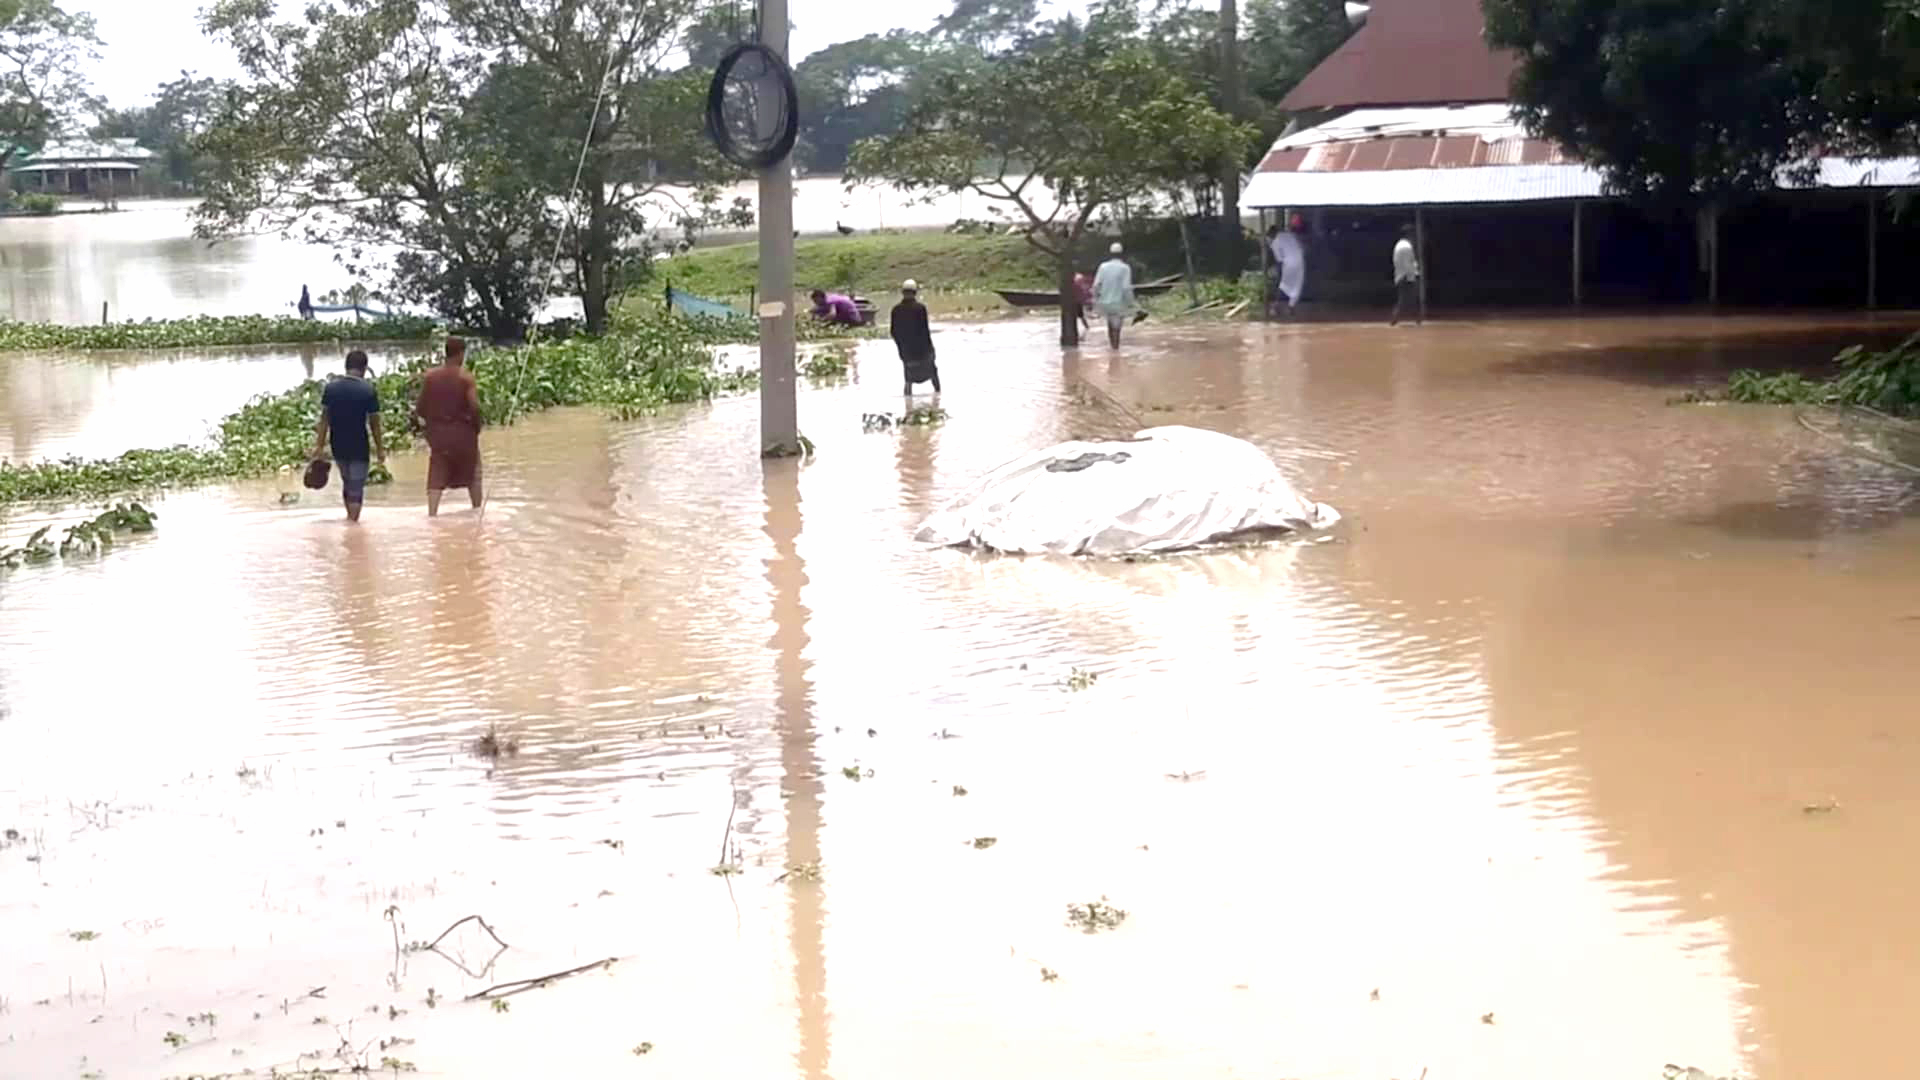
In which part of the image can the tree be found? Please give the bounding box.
[93,73,228,193]
[0,0,99,173]
[1483,0,1920,197]
[196,0,556,340]
[446,0,751,333]
[791,32,924,173]
[848,0,1251,346]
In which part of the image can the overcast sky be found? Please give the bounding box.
[70,0,968,107]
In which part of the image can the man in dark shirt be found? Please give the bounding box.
[889,279,939,396]
[310,349,385,521]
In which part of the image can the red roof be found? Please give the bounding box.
[1280,0,1518,112]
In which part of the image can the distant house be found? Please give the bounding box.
[7,138,157,197]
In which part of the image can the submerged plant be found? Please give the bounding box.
[1064,898,1128,934]
[1064,667,1099,692]
[470,725,520,760]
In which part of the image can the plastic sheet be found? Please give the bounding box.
[916,426,1340,556]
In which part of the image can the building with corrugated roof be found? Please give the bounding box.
[7,138,157,198]
[1245,0,1920,312]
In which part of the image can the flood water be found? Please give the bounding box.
[3,311,1920,1080]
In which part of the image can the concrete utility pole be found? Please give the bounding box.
[757,0,799,456]
[1219,0,1243,265]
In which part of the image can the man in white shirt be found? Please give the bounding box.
[1092,242,1138,348]
[1390,223,1421,326]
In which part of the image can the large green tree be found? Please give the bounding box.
[0,0,98,174]
[196,0,555,339]
[445,0,749,333]
[1484,0,1920,196]
[791,32,924,173]
[93,73,228,193]
[848,0,1251,346]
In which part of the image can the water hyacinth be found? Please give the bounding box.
[0,314,437,351]
[0,310,856,505]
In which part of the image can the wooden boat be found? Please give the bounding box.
[993,278,1181,308]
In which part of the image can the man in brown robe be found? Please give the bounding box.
[413,336,483,516]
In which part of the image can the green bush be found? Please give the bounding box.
[0,313,436,352]
[0,308,846,504]
[18,193,59,216]
[1723,333,1920,416]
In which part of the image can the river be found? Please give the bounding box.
[2,212,1920,1080]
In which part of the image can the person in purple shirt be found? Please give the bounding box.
[808,289,862,325]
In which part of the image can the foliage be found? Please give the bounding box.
[846,0,1252,345]
[0,314,434,352]
[1064,897,1128,933]
[0,0,99,174]
[15,192,57,215]
[0,311,781,504]
[1722,334,1920,417]
[791,32,927,173]
[1484,0,1920,197]
[90,73,230,194]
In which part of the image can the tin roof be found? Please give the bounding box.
[8,138,156,170]
[1244,105,1920,208]
[11,160,146,172]
[1281,0,1516,111]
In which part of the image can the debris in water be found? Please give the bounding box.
[1039,967,1059,982]
[633,1041,655,1056]
[1480,1011,1496,1025]
[1064,667,1098,691]
[163,1031,187,1048]
[951,785,968,797]
[491,998,511,1013]
[1801,798,1840,814]
[841,765,873,781]
[1663,1066,1744,1080]
[68,929,99,942]
[970,837,998,849]
[1065,898,1128,934]
[1369,987,1381,1001]
[470,725,520,760]
[1164,770,1207,782]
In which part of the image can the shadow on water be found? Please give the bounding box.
[764,457,832,1079]
[1490,320,1920,389]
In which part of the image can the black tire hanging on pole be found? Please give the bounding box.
[705,43,801,170]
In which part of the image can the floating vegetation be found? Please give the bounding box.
[491,998,511,1014]
[1064,667,1099,692]
[470,725,520,760]
[1065,898,1128,934]
[0,311,779,504]
[969,837,998,850]
[68,929,99,942]
[1663,1066,1744,1080]
[863,405,949,432]
[1,502,156,572]
[802,348,853,380]
[951,784,969,797]
[0,313,435,352]
[163,1031,188,1048]
[1039,967,1059,982]
[774,862,822,883]
[368,462,394,485]
[841,765,873,781]
[633,1042,656,1056]
[1480,1011,1496,1025]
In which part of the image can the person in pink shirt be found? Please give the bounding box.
[808,289,862,325]
[1072,271,1094,338]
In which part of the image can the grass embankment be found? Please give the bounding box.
[0,310,860,505]
[1701,334,1920,416]
[0,314,437,351]
[654,232,1054,300]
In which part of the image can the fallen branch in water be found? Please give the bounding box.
[427,914,511,953]
[464,957,620,1001]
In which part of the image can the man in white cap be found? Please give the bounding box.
[1091,242,1138,348]
[890,279,940,395]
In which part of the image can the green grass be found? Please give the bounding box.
[650,231,1055,303]
[0,314,437,352]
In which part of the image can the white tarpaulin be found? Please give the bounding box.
[916,426,1340,556]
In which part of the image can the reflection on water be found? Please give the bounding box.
[3,314,1920,1079]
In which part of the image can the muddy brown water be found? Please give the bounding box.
[3,314,1920,1080]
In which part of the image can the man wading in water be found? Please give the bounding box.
[310,349,385,522]
[890,279,940,395]
[1092,242,1140,349]
[413,337,484,516]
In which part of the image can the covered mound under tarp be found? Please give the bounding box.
[916,425,1340,556]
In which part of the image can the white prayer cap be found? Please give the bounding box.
[1109,242,1123,254]
[902,279,918,290]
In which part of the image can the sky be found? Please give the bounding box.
[69,0,967,108]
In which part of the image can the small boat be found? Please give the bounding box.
[993,277,1181,308]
